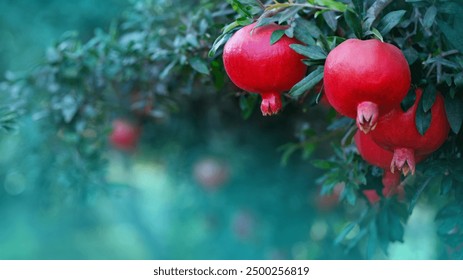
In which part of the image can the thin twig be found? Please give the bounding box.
[255,0,265,10]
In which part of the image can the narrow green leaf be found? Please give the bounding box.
[369,28,383,42]
[322,11,338,31]
[312,159,334,169]
[415,97,432,135]
[209,32,233,57]
[444,95,463,134]
[284,26,294,38]
[239,94,258,120]
[189,56,210,75]
[293,19,316,45]
[423,6,437,28]
[422,84,437,112]
[230,0,253,19]
[290,44,327,60]
[352,0,364,14]
[278,6,302,24]
[254,17,274,29]
[334,222,357,244]
[438,20,463,53]
[454,73,463,88]
[441,175,453,195]
[315,0,348,12]
[344,9,363,39]
[408,178,431,214]
[270,29,285,45]
[279,143,299,166]
[402,47,419,65]
[289,67,324,97]
[377,10,406,36]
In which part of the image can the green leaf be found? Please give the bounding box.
[290,44,327,60]
[422,84,437,112]
[278,6,302,24]
[189,56,209,75]
[438,20,463,53]
[294,18,321,39]
[322,11,338,31]
[344,9,363,39]
[312,159,335,169]
[289,67,324,97]
[230,0,253,19]
[279,143,299,166]
[293,19,316,45]
[352,0,364,14]
[444,95,463,134]
[454,73,463,88]
[408,178,431,214]
[423,6,437,29]
[441,175,453,195]
[254,17,274,29]
[415,97,432,135]
[239,94,258,120]
[334,222,357,244]
[402,47,419,65]
[209,32,233,57]
[366,27,383,42]
[315,0,348,12]
[270,29,285,45]
[377,10,406,36]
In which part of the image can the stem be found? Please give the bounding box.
[255,0,265,10]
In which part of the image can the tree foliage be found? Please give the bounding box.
[1,0,463,259]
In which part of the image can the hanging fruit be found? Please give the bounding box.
[223,22,307,116]
[109,119,141,152]
[324,39,411,133]
[370,88,450,175]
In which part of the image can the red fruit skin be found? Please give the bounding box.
[324,39,410,133]
[109,120,140,151]
[370,88,450,175]
[355,130,430,202]
[223,23,307,116]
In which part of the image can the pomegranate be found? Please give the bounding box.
[223,23,307,116]
[354,130,402,200]
[363,190,380,204]
[324,39,411,133]
[109,119,140,151]
[370,88,450,175]
[193,157,230,190]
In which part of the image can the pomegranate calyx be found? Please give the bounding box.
[391,148,416,176]
[356,101,379,134]
[260,92,282,116]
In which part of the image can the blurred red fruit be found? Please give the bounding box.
[109,119,140,151]
[193,157,230,190]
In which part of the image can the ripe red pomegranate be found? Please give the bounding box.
[223,23,307,116]
[324,39,410,133]
[355,130,402,199]
[370,88,450,175]
[109,119,140,151]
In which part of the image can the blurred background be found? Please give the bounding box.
[0,0,441,259]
